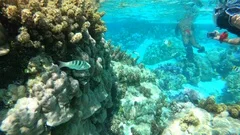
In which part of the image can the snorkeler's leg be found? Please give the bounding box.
[184,44,194,61]
[183,37,194,61]
[190,35,205,52]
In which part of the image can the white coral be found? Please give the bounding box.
[0,98,44,135]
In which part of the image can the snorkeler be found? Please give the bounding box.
[208,0,240,45]
[175,14,205,61]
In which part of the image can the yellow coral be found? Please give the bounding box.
[70,32,82,43]
[180,112,200,131]
[228,105,240,118]
[229,108,239,118]
[0,0,104,59]
[4,5,18,20]
[95,24,107,33]
[17,27,30,44]
[21,9,32,24]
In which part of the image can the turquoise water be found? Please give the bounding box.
[99,0,240,103]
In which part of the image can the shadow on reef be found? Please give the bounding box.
[0,44,38,88]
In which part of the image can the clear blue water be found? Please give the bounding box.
[99,0,240,103]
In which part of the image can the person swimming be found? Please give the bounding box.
[175,14,205,61]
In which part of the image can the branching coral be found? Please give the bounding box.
[110,45,139,66]
[0,0,106,86]
[1,0,104,49]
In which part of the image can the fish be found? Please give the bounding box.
[132,51,140,56]
[164,39,172,47]
[59,60,91,71]
[232,65,240,72]
[219,31,228,43]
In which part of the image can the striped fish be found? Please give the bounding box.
[59,60,91,70]
[232,66,240,73]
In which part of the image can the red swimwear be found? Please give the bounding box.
[185,29,191,35]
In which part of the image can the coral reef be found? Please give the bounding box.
[1,51,114,134]
[198,96,227,114]
[109,61,169,135]
[162,102,240,135]
[171,87,202,104]
[112,61,155,86]
[179,112,200,131]
[110,45,139,65]
[155,63,183,75]
[107,29,145,50]
[1,84,27,107]
[207,48,240,78]
[0,0,106,86]
[0,0,115,134]
[1,55,81,134]
[142,40,184,65]
[1,98,46,135]
[154,54,216,90]
[228,104,240,118]
[222,73,240,103]
[155,68,187,90]
[199,96,240,118]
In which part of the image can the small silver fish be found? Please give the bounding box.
[59,60,91,70]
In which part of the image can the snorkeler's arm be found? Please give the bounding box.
[225,38,240,45]
[214,36,240,45]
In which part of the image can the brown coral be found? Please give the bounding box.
[199,96,240,119]
[198,96,227,114]
[180,112,200,131]
[228,105,240,118]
